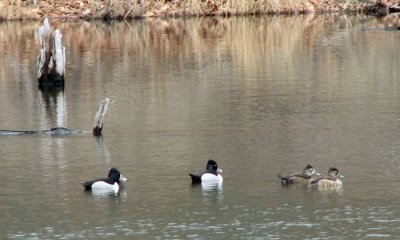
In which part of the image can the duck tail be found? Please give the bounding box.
[189,174,202,184]
[277,174,289,185]
[80,181,92,190]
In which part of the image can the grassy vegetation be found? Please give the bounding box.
[0,0,377,20]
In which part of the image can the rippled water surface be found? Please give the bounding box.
[1,15,400,239]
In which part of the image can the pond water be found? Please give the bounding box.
[1,14,400,239]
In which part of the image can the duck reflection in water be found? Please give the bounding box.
[201,181,223,203]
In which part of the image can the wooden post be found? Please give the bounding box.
[37,18,66,90]
[93,98,110,136]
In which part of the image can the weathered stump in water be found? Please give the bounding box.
[37,18,66,90]
[93,98,110,136]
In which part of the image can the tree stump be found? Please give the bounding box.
[37,18,66,91]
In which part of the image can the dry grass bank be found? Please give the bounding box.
[0,0,378,21]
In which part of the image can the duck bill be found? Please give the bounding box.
[119,175,128,182]
[217,168,222,173]
[314,172,321,176]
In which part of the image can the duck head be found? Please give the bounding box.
[328,167,340,179]
[303,164,318,177]
[206,159,222,174]
[107,168,125,182]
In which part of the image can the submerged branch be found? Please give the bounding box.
[0,98,110,137]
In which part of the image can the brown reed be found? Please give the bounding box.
[0,0,377,21]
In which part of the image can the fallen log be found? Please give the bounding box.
[0,97,110,136]
[37,18,66,90]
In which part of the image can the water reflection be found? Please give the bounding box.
[307,184,344,194]
[201,182,223,199]
[39,136,67,170]
[2,15,400,239]
[38,90,66,129]
[95,135,111,164]
[83,187,127,201]
[88,189,126,198]
[189,182,224,203]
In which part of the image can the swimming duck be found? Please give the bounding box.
[311,167,342,188]
[81,168,126,192]
[277,164,319,185]
[189,159,223,184]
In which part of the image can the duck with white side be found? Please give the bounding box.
[81,168,127,193]
[189,159,223,185]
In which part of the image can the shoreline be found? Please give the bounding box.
[0,0,394,21]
